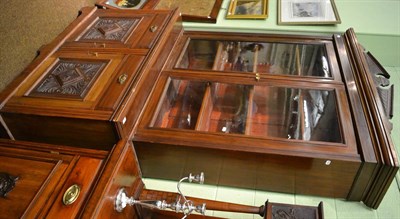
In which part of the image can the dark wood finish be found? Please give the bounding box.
[264,201,324,219]
[341,28,399,209]
[0,115,10,139]
[0,7,182,149]
[0,139,107,218]
[81,140,144,219]
[135,142,360,198]
[133,29,398,209]
[0,3,397,214]
[364,51,394,120]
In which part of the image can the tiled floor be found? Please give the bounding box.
[143,67,400,219]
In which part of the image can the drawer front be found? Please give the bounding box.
[0,152,72,218]
[97,55,145,111]
[135,13,169,49]
[85,141,143,218]
[46,157,103,218]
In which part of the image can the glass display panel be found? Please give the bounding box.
[202,83,251,134]
[248,86,342,143]
[152,78,342,143]
[152,79,207,129]
[177,39,331,78]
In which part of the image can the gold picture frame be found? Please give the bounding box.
[278,0,341,25]
[226,0,268,19]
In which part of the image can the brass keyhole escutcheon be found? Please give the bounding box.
[255,73,260,81]
[150,25,158,32]
[118,74,128,85]
[63,184,81,205]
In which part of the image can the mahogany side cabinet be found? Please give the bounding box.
[0,6,182,150]
[133,29,398,209]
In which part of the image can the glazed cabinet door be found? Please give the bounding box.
[137,72,358,157]
[168,33,343,82]
[134,72,361,198]
[133,31,364,199]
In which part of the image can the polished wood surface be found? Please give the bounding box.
[135,142,360,198]
[133,29,398,209]
[0,3,397,215]
[81,140,144,218]
[341,28,399,209]
[0,7,181,149]
[46,157,103,218]
[0,139,107,218]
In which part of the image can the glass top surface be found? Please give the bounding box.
[177,39,331,78]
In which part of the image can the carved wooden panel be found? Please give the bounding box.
[266,201,324,219]
[30,59,107,99]
[80,18,139,41]
[364,51,394,120]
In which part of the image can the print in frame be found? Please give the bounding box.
[278,0,341,25]
[227,0,268,19]
[155,0,223,23]
[96,0,223,23]
[96,0,150,9]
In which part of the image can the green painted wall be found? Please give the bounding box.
[183,0,400,67]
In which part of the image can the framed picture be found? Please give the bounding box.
[226,0,268,19]
[154,0,223,23]
[96,0,151,9]
[278,0,341,25]
[96,0,223,23]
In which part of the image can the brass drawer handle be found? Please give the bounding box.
[94,42,106,48]
[150,25,158,32]
[88,51,98,57]
[118,74,128,85]
[63,184,81,205]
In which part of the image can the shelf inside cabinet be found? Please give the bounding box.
[176,39,332,78]
[198,82,251,134]
[151,77,343,144]
[151,79,208,130]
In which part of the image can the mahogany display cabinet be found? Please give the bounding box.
[133,29,398,209]
[0,7,182,150]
